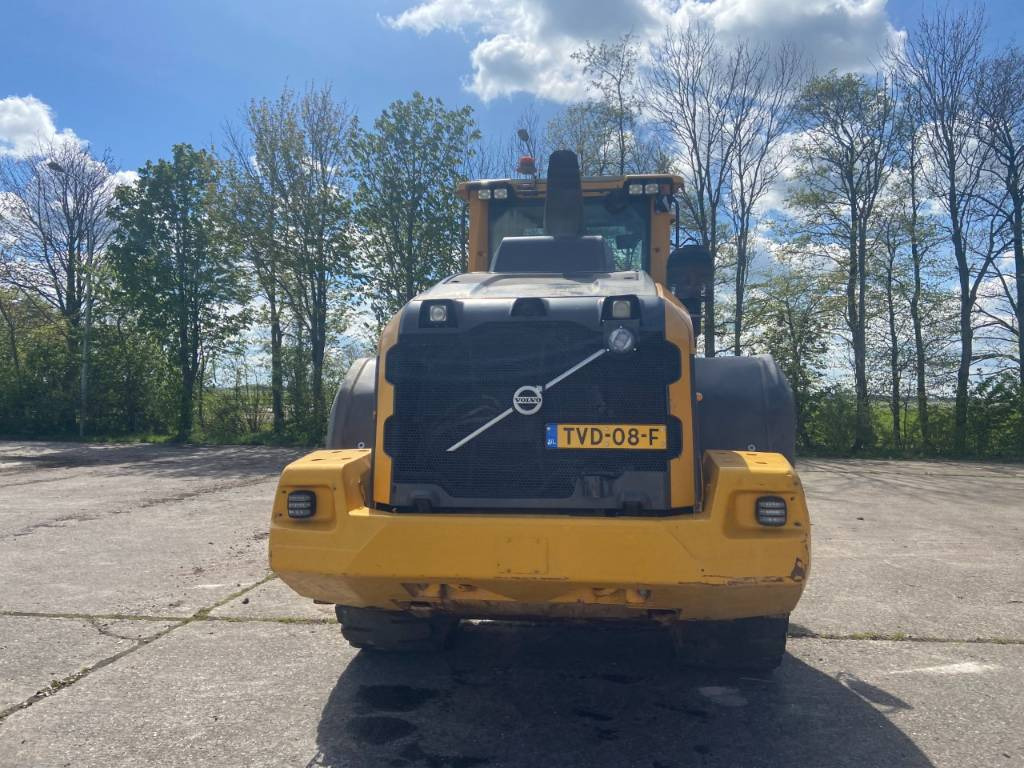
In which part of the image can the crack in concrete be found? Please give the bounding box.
[83,616,165,642]
[4,477,274,539]
[0,573,278,725]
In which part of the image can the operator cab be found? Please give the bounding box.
[456,155,681,283]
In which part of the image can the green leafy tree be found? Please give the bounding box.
[222,86,355,439]
[108,144,249,439]
[746,262,835,449]
[350,93,479,332]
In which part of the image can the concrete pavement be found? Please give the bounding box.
[0,442,1021,767]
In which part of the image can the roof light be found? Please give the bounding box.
[477,189,492,200]
[517,155,537,175]
[627,183,644,195]
[756,496,787,526]
[493,187,508,199]
[644,183,659,194]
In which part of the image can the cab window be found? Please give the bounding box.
[487,194,650,272]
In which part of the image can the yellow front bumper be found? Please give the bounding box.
[269,450,810,621]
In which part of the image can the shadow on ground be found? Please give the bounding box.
[310,621,931,768]
[0,442,303,480]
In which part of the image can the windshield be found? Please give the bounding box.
[487,194,650,271]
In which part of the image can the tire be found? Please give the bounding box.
[670,615,789,673]
[335,606,457,652]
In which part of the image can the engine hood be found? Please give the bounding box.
[398,270,666,336]
[418,270,660,301]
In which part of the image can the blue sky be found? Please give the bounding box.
[1,0,1020,172]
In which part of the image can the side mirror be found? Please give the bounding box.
[666,244,713,336]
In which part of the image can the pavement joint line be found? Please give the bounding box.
[789,630,1024,645]
[0,610,332,626]
[0,573,278,726]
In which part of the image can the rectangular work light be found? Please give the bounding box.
[287,490,316,519]
[756,496,787,526]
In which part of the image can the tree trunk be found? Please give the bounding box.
[955,290,972,455]
[177,338,194,440]
[79,289,91,438]
[906,133,930,451]
[733,223,749,357]
[0,297,20,374]
[311,328,325,440]
[1011,190,1024,393]
[269,295,284,435]
[65,320,80,433]
[886,259,901,449]
[909,252,929,451]
[846,220,871,453]
[950,197,971,455]
[705,217,717,358]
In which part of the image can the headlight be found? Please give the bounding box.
[421,301,455,327]
[607,326,636,354]
[428,304,448,323]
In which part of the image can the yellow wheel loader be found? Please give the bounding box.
[269,151,810,671]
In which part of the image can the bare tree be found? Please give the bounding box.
[547,101,618,176]
[222,93,295,435]
[573,33,642,176]
[977,46,1024,390]
[260,85,355,433]
[891,7,997,453]
[0,140,119,434]
[789,71,901,451]
[875,199,912,449]
[899,97,945,450]
[726,40,805,356]
[645,23,741,357]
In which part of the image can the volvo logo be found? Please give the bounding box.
[512,385,543,415]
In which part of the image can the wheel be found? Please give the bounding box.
[335,606,458,652]
[670,615,789,672]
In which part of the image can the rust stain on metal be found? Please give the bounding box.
[790,558,806,582]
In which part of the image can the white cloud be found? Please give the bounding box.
[0,95,83,157]
[387,0,903,102]
[108,169,139,189]
[675,0,903,74]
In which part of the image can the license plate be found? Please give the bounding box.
[545,423,668,450]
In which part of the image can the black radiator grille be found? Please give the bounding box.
[384,321,681,500]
